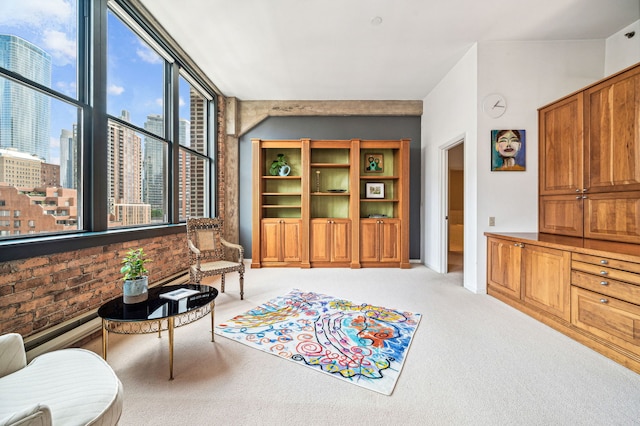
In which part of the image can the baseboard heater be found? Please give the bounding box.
[24,271,189,361]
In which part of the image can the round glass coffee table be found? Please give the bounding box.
[98,284,218,379]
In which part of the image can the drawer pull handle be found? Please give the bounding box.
[600,259,608,265]
[600,298,609,304]
[600,281,609,286]
[600,271,608,276]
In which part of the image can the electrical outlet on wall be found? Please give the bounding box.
[489,217,495,226]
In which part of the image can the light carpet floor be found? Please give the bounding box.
[81,264,640,425]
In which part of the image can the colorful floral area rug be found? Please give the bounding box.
[215,289,422,395]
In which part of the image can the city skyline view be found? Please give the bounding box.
[0,0,192,165]
[0,0,210,236]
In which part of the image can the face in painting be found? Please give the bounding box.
[496,130,521,158]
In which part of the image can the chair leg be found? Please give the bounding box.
[221,274,225,293]
[239,271,244,300]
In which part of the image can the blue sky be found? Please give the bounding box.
[0,0,190,163]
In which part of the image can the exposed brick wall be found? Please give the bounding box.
[0,232,190,338]
[217,95,226,221]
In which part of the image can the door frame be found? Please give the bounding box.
[439,135,465,274]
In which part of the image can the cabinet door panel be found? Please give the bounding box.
[281,220,301,262]
[522,245,571,321]
[539,94,583,195]
[487,237,521,299]
[380,220,400,262]
[331,220,351,262]
[586,68,640,192]
[360,221,379,262]
[310,220,330,262]
[539,195,584,237]
[261,221,281,262]
[584,191,640,244]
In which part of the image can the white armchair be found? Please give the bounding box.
[0,333,123,426]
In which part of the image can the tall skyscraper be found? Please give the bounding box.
[189,87,206,218]
[0,34,51,162]
[59,126,77,189]
[108,110,142,205]
[143,114,166,219]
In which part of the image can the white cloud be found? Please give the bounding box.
[136,44,162,64]
[0,0,73,28]
[55,80,76,97]
[108,84,125,95]
[155,98,163,107]
[42,29,76,66]
[179,97,185,107]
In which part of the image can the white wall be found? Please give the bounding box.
[421,44,478,289]
[605,20,640,75]
[422,40,607,293]
[474,40,605,293]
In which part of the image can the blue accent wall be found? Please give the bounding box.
[239,116,421,260]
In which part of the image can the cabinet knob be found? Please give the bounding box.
[576,196,582,200]
[600,298,609,304]
[600,259,608,265]
[600,281,609,286]
[575,189,581,193]
[582,195,588,199]
[600,270,608,276]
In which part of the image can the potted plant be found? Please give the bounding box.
[269,153,290,176]
[120,248,151,304]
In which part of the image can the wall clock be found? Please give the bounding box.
[483,94,507,118]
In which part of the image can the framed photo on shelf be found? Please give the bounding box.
[364,153,384,172]
[365,182,385,199]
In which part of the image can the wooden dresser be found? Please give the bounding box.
[486,232,640,373]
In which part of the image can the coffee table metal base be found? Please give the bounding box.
[101,301,215,380]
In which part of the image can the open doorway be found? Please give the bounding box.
[447,142,464,273]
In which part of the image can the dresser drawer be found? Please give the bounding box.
[571,287,640,356]
[571,261,640,286]
[571,270,640,304]
[572,253,640,275]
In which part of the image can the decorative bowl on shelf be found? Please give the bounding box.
[327,189,347,193]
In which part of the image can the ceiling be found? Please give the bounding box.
[139,0,640,101]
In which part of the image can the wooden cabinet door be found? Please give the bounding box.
[261,219,300,263]
[379,219,400,262]
[310,220,330,262]
[522,244,571,321]
[281,220,301,262]
[585,67,640,193]
[539,194,583,237]
[584,191,640,243]
[487,237,521,299]
[539,93,584,195]
[360,220,379,262]
[330,219,351,262]
[261,220,281,262]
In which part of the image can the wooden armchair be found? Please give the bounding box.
[187,218,245,299]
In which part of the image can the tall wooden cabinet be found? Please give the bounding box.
[252,138,410,268]
[539,64,640,243]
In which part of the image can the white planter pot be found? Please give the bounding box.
[123,276,148,304]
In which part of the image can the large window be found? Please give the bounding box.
[0,0,216,243]
[0,0,82,236]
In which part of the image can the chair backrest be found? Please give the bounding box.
[187,218,225,262]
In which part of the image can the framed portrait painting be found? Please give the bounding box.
[491,129,526,171]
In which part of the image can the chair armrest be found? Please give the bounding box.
[0,404,52,426]
[0,333,27,378]
[187,239,201,256]
[220,237,245,262]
